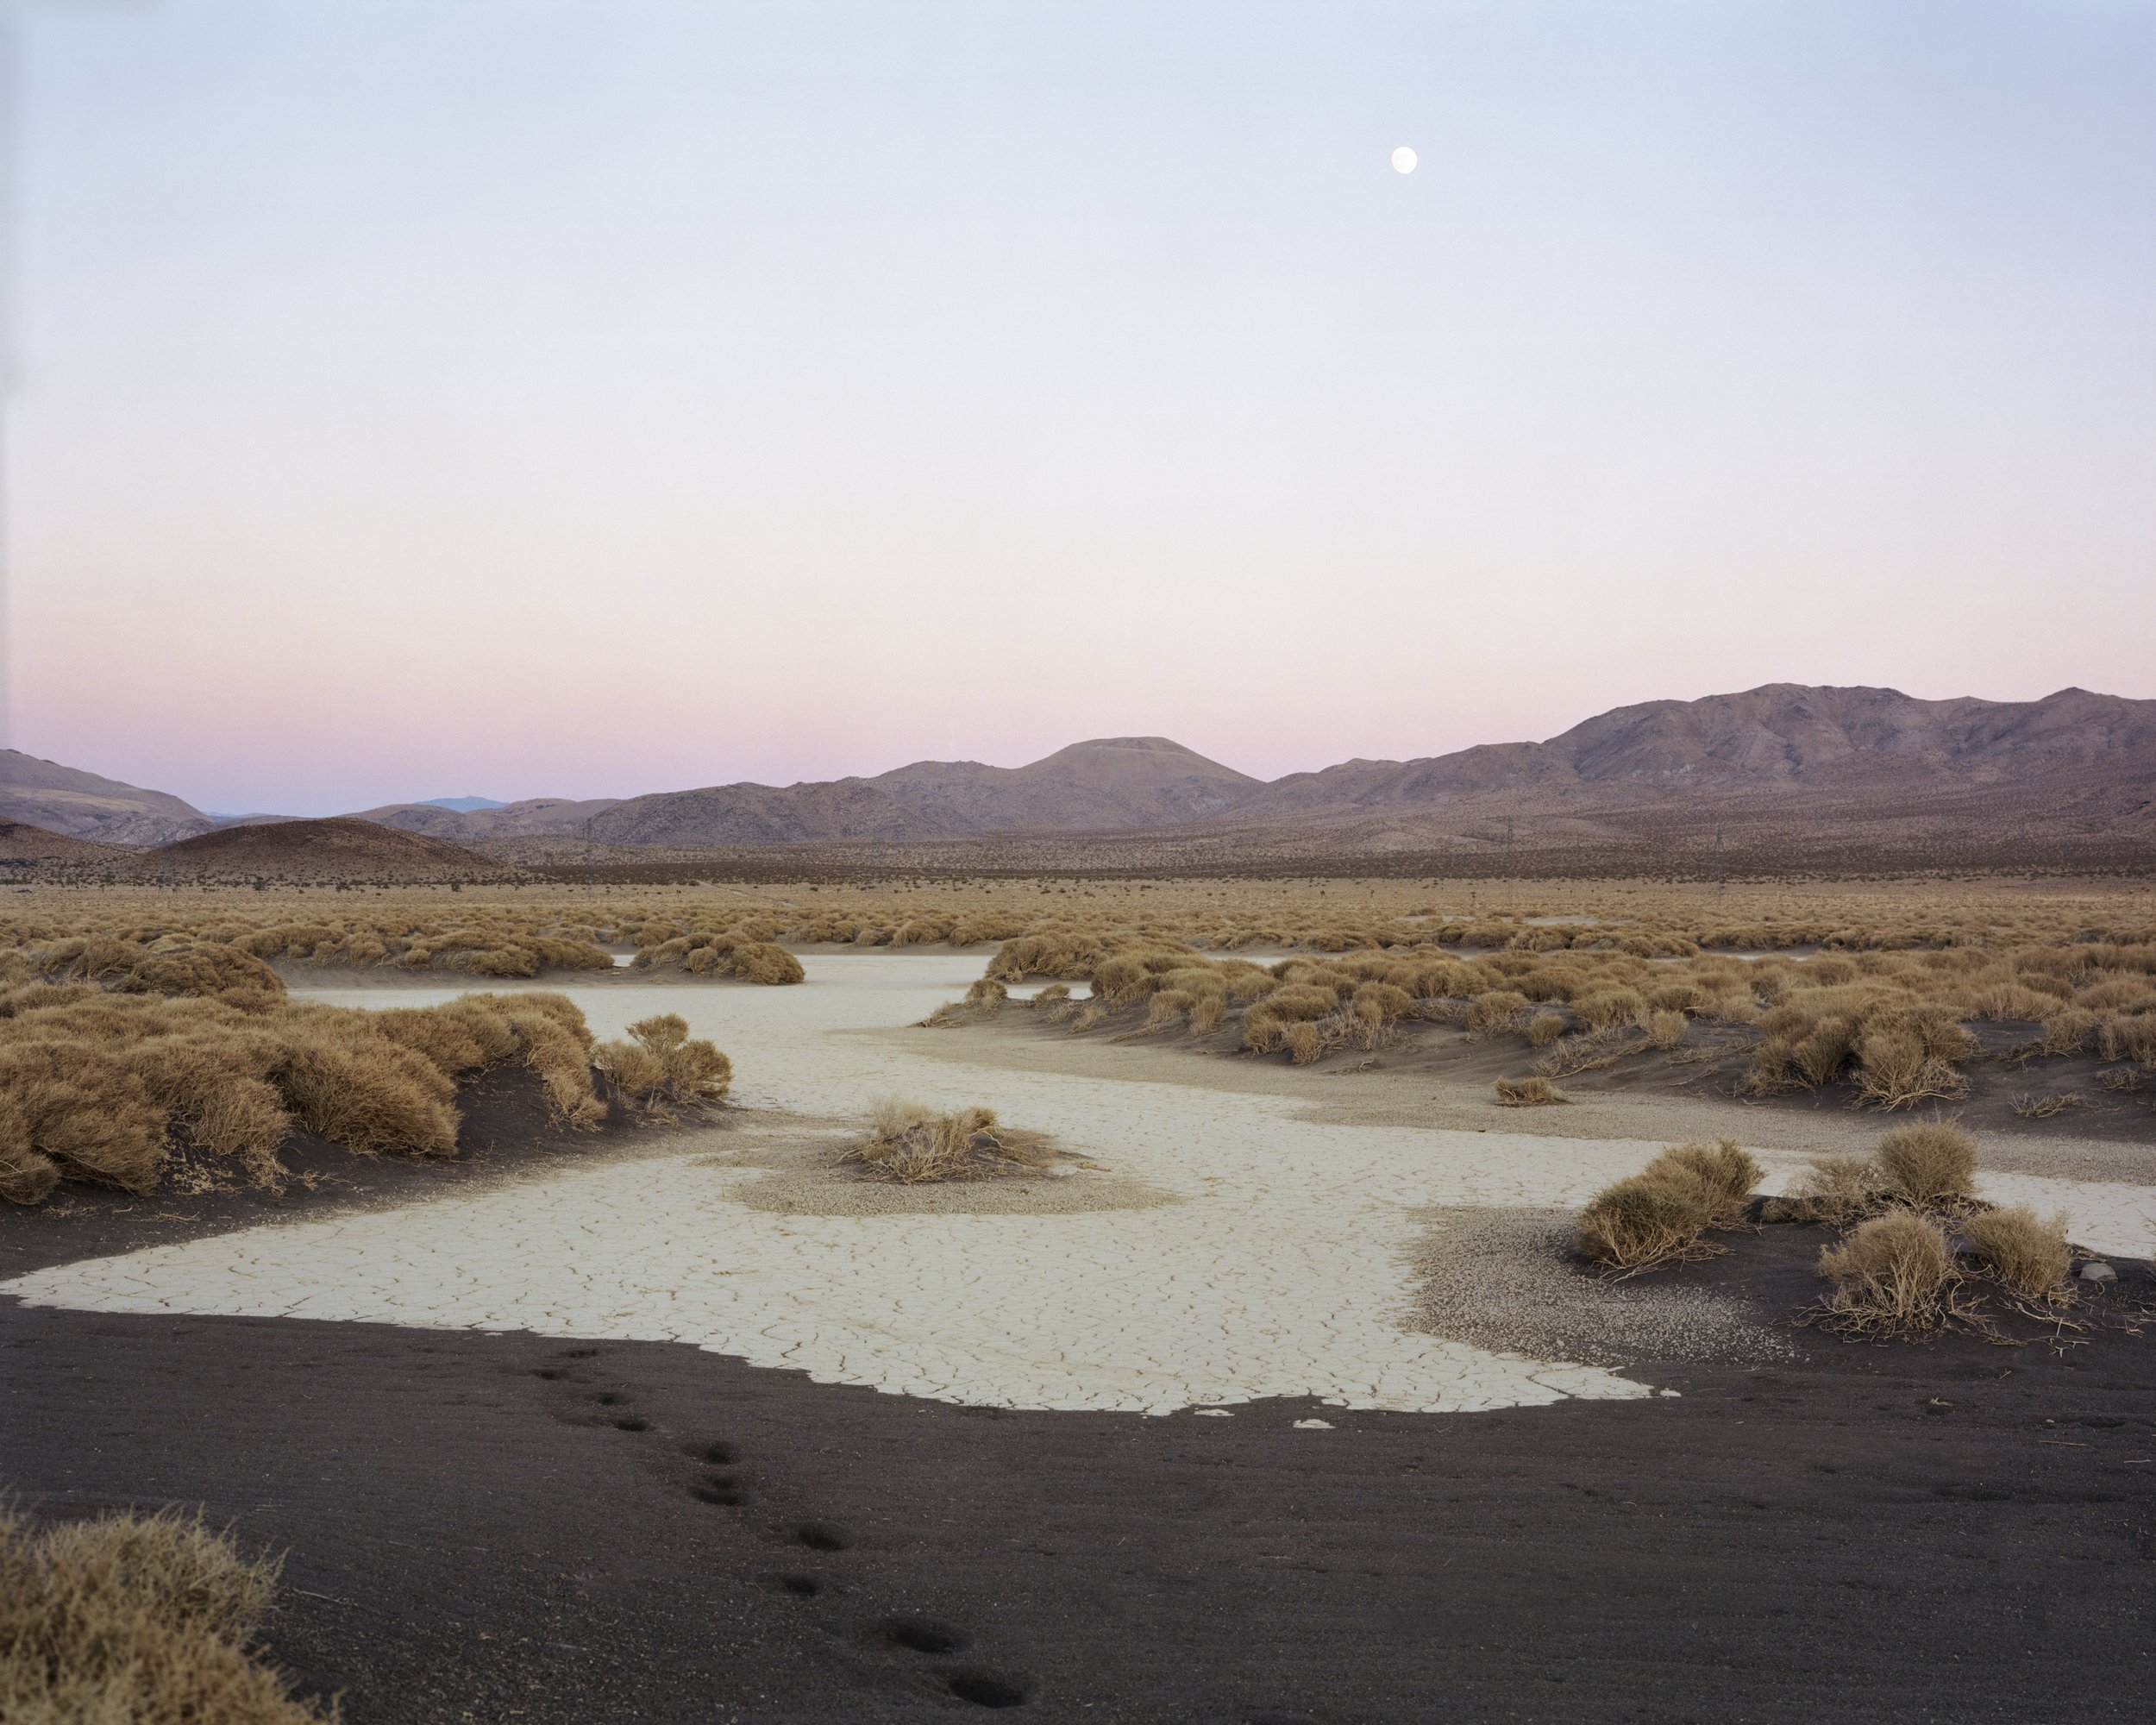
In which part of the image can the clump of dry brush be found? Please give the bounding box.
[1573,1140,1763,1273]
[0,1503,329,1723]
[592,1013,731,1118]
[0,938,635,1206]
[1774,1120,2078,1333]
[976,924,2156,1104]
[1575,1116,2084,1335]
[843,1101,1059,1184]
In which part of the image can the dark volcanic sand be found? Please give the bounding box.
[8,1198,2155,1722]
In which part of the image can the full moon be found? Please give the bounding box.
[1391,145,1417,174]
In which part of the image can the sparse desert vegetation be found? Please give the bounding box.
[843,1101,1060,1183]
[1572,1118,2097,1336]
[0,1503,329,1723]
[0,932,726,1204]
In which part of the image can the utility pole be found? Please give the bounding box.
[1714,823,1726,896]
[1504,813,1515,911]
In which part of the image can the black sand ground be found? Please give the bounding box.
[9,1162,2155,1723]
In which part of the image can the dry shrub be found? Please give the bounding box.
[593,1013,730,1116]
[1961,1204,2072,1300]
[1575,1139,1760,1271]
[1283,1022,1322,1064]
[0,985,605,1204]
[844,1100,1055,1183]
[1533,1028,1628,1077]
[2097,1012,2156,1063]
[2009,1090,2082,1119]
[0,1505,330,1723]
[1494,1076,1569,1107]
[1852,1009,1974,1109]
[1655,1139,1764,1221]
[1525,1012,1568,1048]
[1769,1153,1880,1226]
[1572,988,1645,1032]
[1874,1120,1977,1208]
[1466,989,1530,1033]
[729,942,805,986]
[1816,1211,1959,1333]
[924,976,1009,1029]
[1643,1009,1688,1051]
[1575,1176,1712,1273]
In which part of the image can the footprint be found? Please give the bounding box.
[772,1573,824,1598]
[793,1521,850,1552]
[948,1669,1032,1709]
[880,1615,971,1655]
[692,1474,748,1507]
[611,1417,649,1433]
[589,1392,628,1408]
[686,1441,738,1466]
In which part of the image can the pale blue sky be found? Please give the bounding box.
[9,1,2154,812]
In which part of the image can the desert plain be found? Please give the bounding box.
[4,840,2153,1722]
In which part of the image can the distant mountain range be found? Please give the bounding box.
[7,685,2153,870]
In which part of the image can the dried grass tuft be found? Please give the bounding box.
[0,1503,332,1722]
[844,1101,1056,1183]
[1575,1138,1760,1272]
[1874,1120,1977,1208]
[592,1013,730,1118]
[1815,1210,1960,1333]
[1494,1076,1569,1107]
[1961,1204,2073,1300]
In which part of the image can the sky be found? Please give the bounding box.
[6,0,2154,814]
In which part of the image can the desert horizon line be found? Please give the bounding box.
[12,678,2144,823]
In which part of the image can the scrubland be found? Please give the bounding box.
[985,925,2156,1111]
[0,923,730,1207]
[4,876,2148,1207]
[1571,1117,2090,1337]
[6,875,2154,981]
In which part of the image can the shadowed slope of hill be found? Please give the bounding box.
[150,818,511,881]
[0,750,214,846]
[0,819,133,865]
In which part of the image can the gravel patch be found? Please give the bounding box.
[1408,1205,1796,1368]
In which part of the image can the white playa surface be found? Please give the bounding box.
[9,956,2153,1414]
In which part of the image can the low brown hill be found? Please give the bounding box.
[148,818,511,881]
[0,819,131,865]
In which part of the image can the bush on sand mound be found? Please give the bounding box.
[592,1013,731,1117]
[1574,1139,1762,1273]
[0,984,605,1205]
[844,1100,1058,1184]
